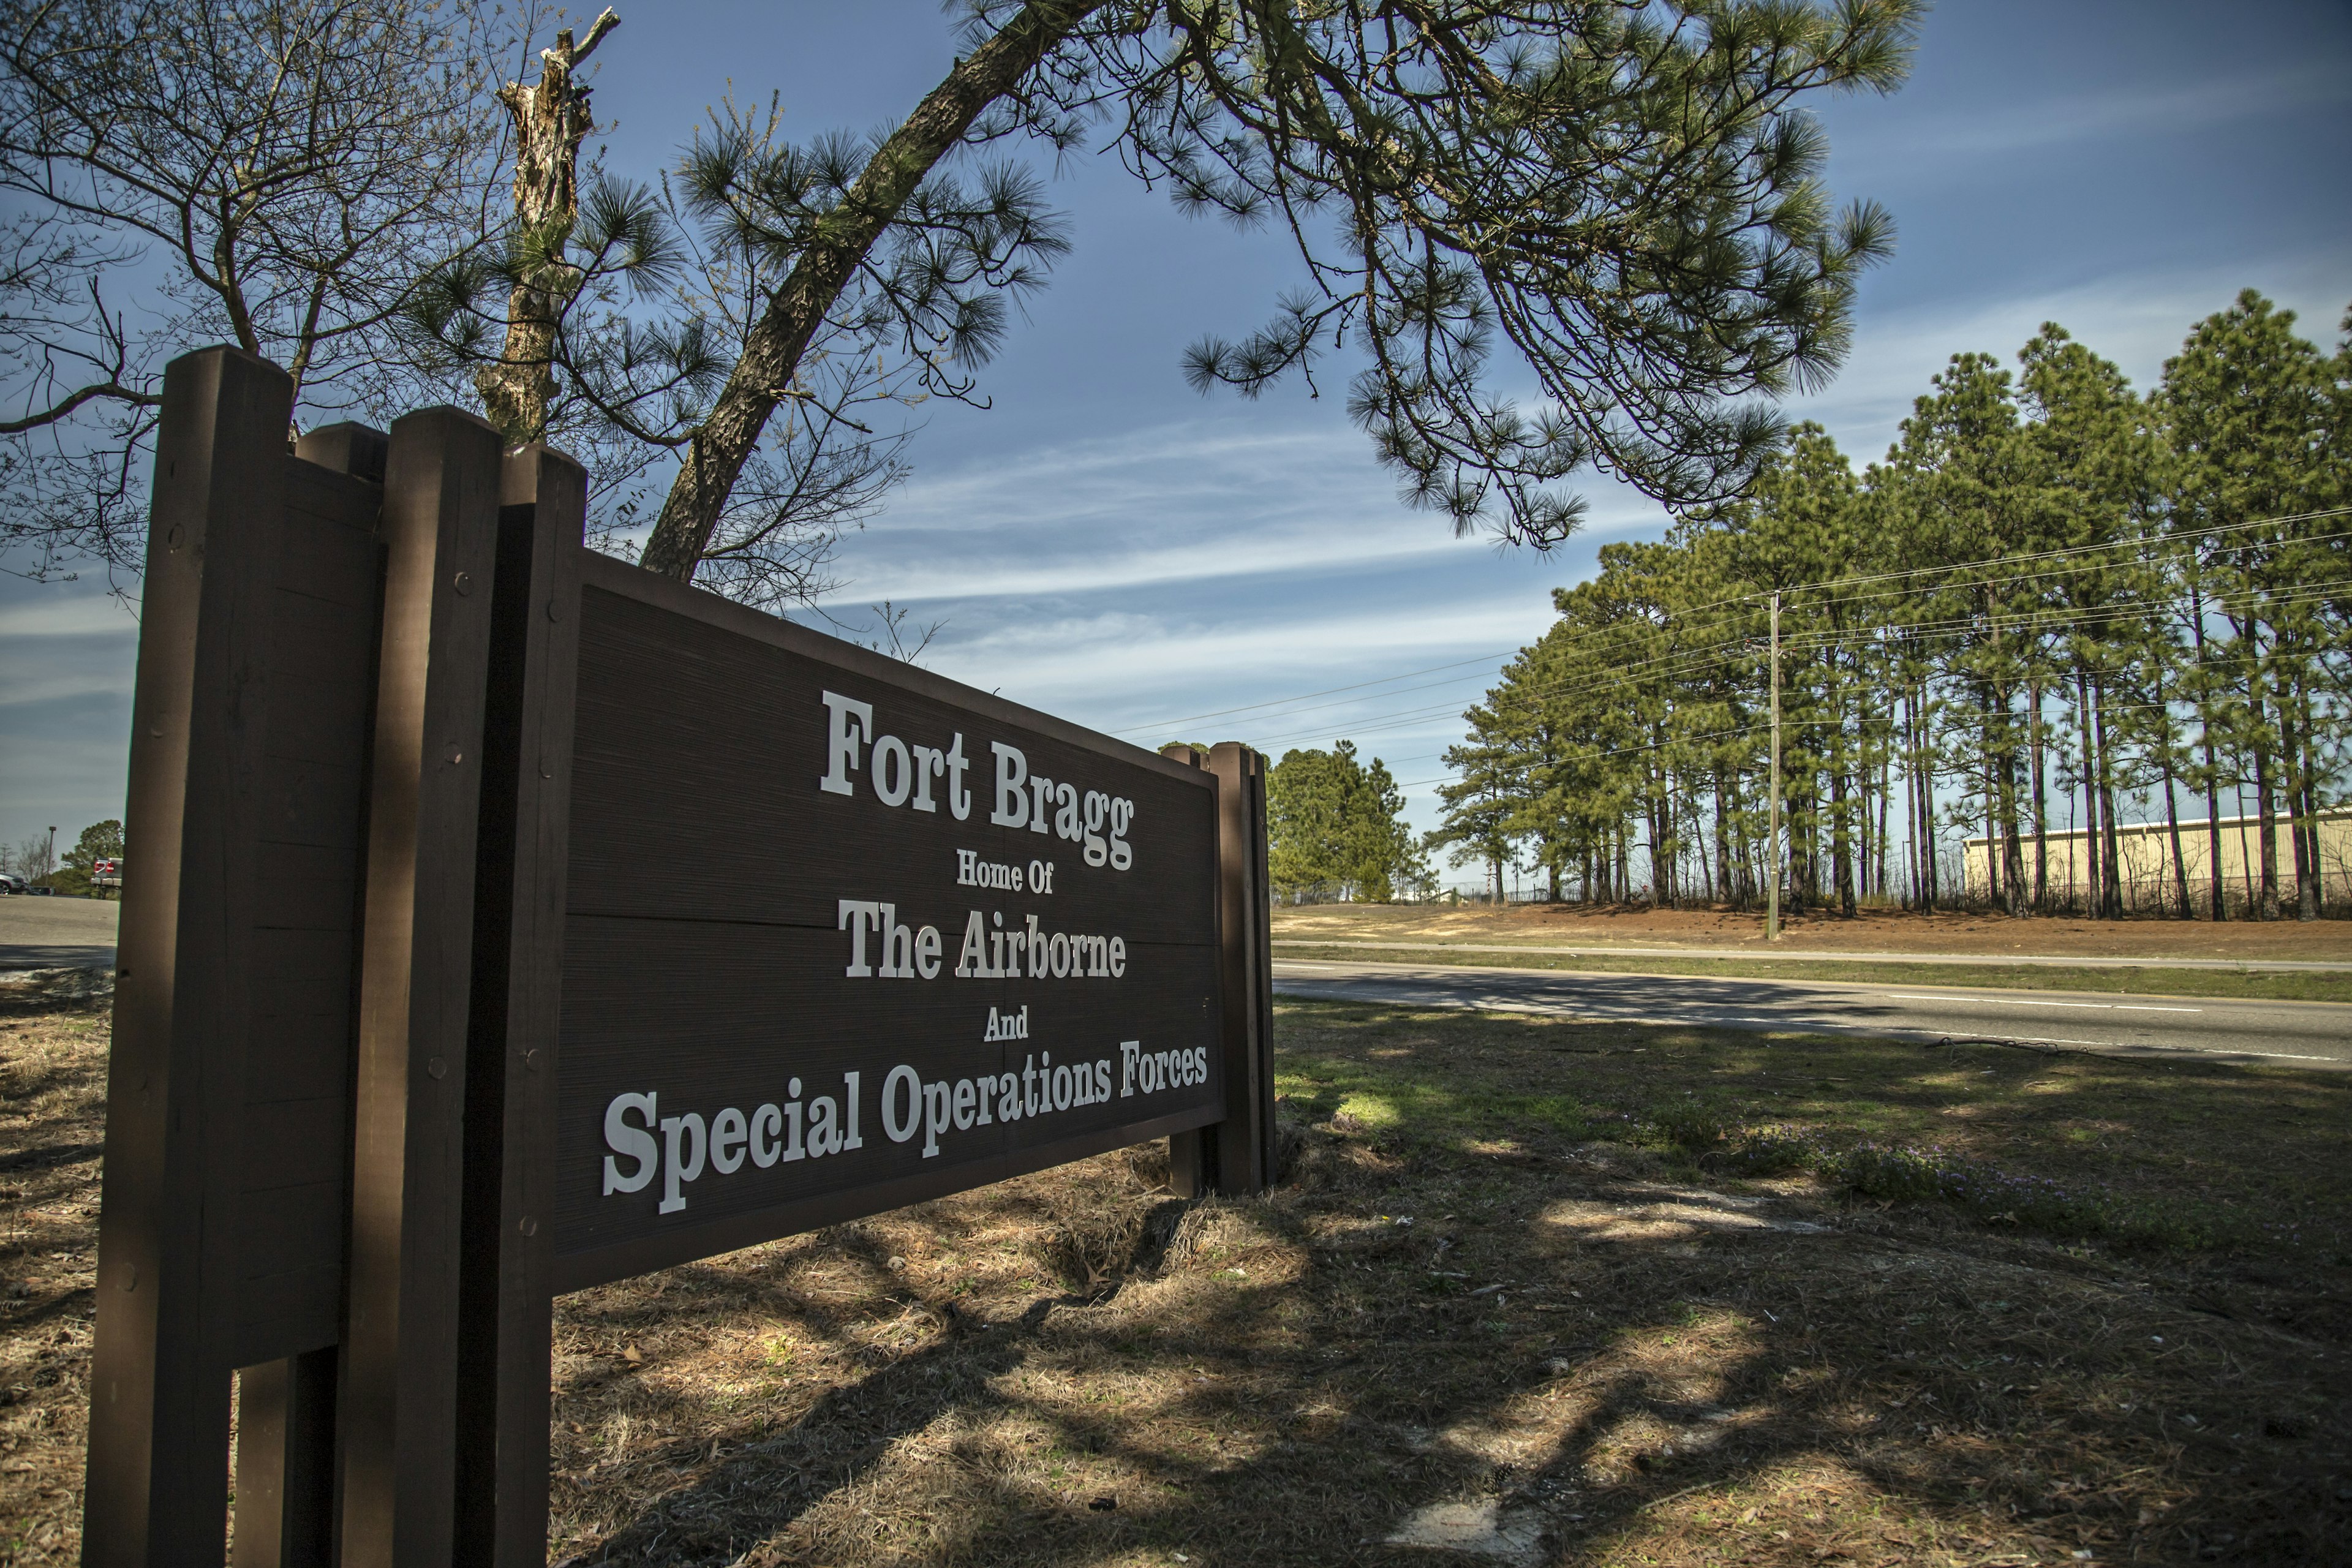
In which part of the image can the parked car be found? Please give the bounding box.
[0,873,24,894]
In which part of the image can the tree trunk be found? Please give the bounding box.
[640,0,1109,578]
[2252,698,2280,920]
[1876,742,1891,900]
[2075,665,2101,917]
[1982,749,1999,911]
[2239,785,2258,914]
[1998,693,2026,919]
[2029,679,2048,911]
[1713,782,1731,908]
[1832,717,1855,918]
[2204,759,2227,920]
[1917,684,1939,909]
[2153,662,2193,919]
[2279,696,2309,919]
[2188,592,2225,919]
[2094,674,2122,919]
[2298,684,2323,917]
[2288,680,2320,920]
[480,9,620,445]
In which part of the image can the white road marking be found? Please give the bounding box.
[1878,993,2201,1013]
[1273,971,2344,1065]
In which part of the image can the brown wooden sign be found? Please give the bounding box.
[551,563,1226,1287]
[83,348,1274,1567]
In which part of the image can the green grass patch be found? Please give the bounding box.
[1273,996,2352,1260]
[1270,941,2352,1002]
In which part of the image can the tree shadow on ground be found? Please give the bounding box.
[553,1009,2352,1567]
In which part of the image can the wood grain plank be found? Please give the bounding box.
[453,446,589,1567]
[1207,742,1276,1194]
[83,346,296,1568]
[337,407,505,1568]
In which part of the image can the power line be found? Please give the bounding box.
[1742,504,2352,597]
[1254,577,2347,776]
[1110,650,1514,737]
[1229,572,2350,755]
[1157,502,2352,750]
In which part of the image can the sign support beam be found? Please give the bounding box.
[337,408,505,1568]
[454,447,589,1567]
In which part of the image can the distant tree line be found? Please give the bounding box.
[1431,291,2351,922]
[1,818,119,895]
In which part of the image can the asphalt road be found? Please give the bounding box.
[1273,938,2352,972]
[0,895,119,970]
[1274,957,2352,1069]
[12,899,2343,1067]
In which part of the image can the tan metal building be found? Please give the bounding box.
[1964,807,2352,914]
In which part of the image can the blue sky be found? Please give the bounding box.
[4,0,2350,866]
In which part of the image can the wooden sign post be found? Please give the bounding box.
[83,347,1275,1566]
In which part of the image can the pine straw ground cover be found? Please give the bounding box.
[3,990,2350,1565]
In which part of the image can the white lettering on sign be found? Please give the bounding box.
[985,741,1133,869]
[818,696,1134,871]
[603,1074,864,1215]
[956,850,1023,891]
[882,1052,1114,1158]
[836,900,943,979]
[818,692,872,797]
[1120,1039,1207,1098]
[818,690,971,820]
[950,910,1125,980]
[837,898,1125,981]
[598,1036,1203,1216]
[603,1093,658,1195]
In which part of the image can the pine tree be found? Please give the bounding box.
[633,0,1923,577]
[2160,292,2343,919]
[1267,742,1427,902]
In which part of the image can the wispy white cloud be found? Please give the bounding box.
[1790,247,2352,462]
[819,417,1452,605]
[0,594,138,639]
[0,669,137,709]
[821,410,1675,609]
[0,593,141,711]
[1836,60,2350,170]
[935,593,1550,722]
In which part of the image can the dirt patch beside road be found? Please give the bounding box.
[1277,900,2352,963]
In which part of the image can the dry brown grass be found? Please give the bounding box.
[4,989,2347,1566]
[0,989,105,1563]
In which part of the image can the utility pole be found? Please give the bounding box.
[1768,595,1782,942]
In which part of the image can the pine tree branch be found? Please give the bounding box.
[638,0,1110,579]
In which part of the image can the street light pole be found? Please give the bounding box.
[1767,595,1782,942]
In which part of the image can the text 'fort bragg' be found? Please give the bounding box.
[594,689,1199,1219]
